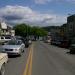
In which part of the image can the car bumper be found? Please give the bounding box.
[8,52,20,55]
[3,51,21,55]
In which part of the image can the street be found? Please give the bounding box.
[5,41,75,75]
[5,47,30,75]
[0,1,75,75]
[32,41,75,75]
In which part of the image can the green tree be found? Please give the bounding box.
[14,23,27,37]
[14,23,48,38]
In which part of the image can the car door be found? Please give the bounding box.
[21,43,25,51]
[18,40,25,52]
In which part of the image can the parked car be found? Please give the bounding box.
[0,36,12,45]
[15,36,30,48]
[2,40,25,56]
[69,38,75,53]
[0,53,8,75]
[44,39,51,43]
[0,36,11,42]
[51,39,61,46]
[28,39,32,44]
[44,36,51,43]
[59,40,70,48]
[24,38,30,48]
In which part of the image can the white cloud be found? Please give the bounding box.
[34,0,75,4]
[34,0,52,4]
[66,0,75,2]
[0,5,66,26]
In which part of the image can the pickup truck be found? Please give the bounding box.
[0,53,8,75]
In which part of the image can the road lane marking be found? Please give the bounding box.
[23,44,34,75]
[28,44,33,75]
[23,46,32,75]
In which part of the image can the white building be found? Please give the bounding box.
[0,22,15,36]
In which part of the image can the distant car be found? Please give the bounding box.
[44,38,50,43]
[2,40,25,56]
[59,40,70,48]
[69,45,75,53]
[28,39,32,44]
[15,36,30,48]
[15,36,25,44]
[51,39,61,46]
[24,38,30,48]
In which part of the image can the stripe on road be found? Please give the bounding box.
[23,44,34,75]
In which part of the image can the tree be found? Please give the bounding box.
[14,23,28,37]
[14,23,48,38]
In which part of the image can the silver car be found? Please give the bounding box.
[2,40,25,56]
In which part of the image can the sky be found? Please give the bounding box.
[0,0,75,26]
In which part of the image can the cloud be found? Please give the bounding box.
[66,0,75,2]
[34,0,75,4]
[34,0,52,4]
[0,5,66,26]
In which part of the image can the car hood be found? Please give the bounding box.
[2,45,21,49]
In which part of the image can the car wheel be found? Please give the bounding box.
[0,64,5,75]
[18,53,21,57]
[70,50,73,54]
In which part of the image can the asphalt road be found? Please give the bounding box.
[32,41,75,75]
[4,41,75,75]
[5,47,30,75]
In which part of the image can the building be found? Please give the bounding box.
[60,23,68,38]
[0,22,15,36]
[67,14,75,40]
[50,26,61,40]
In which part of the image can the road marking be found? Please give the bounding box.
[23,44,34,75]
[28,44,33,75]
[23,47,32,75]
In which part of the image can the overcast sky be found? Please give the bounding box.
[0,0,75,26]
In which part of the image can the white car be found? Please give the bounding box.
[0,53,8,75]
[2,40,25,56]
[0,36,11,42]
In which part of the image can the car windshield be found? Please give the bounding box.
[6,40,22,45]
